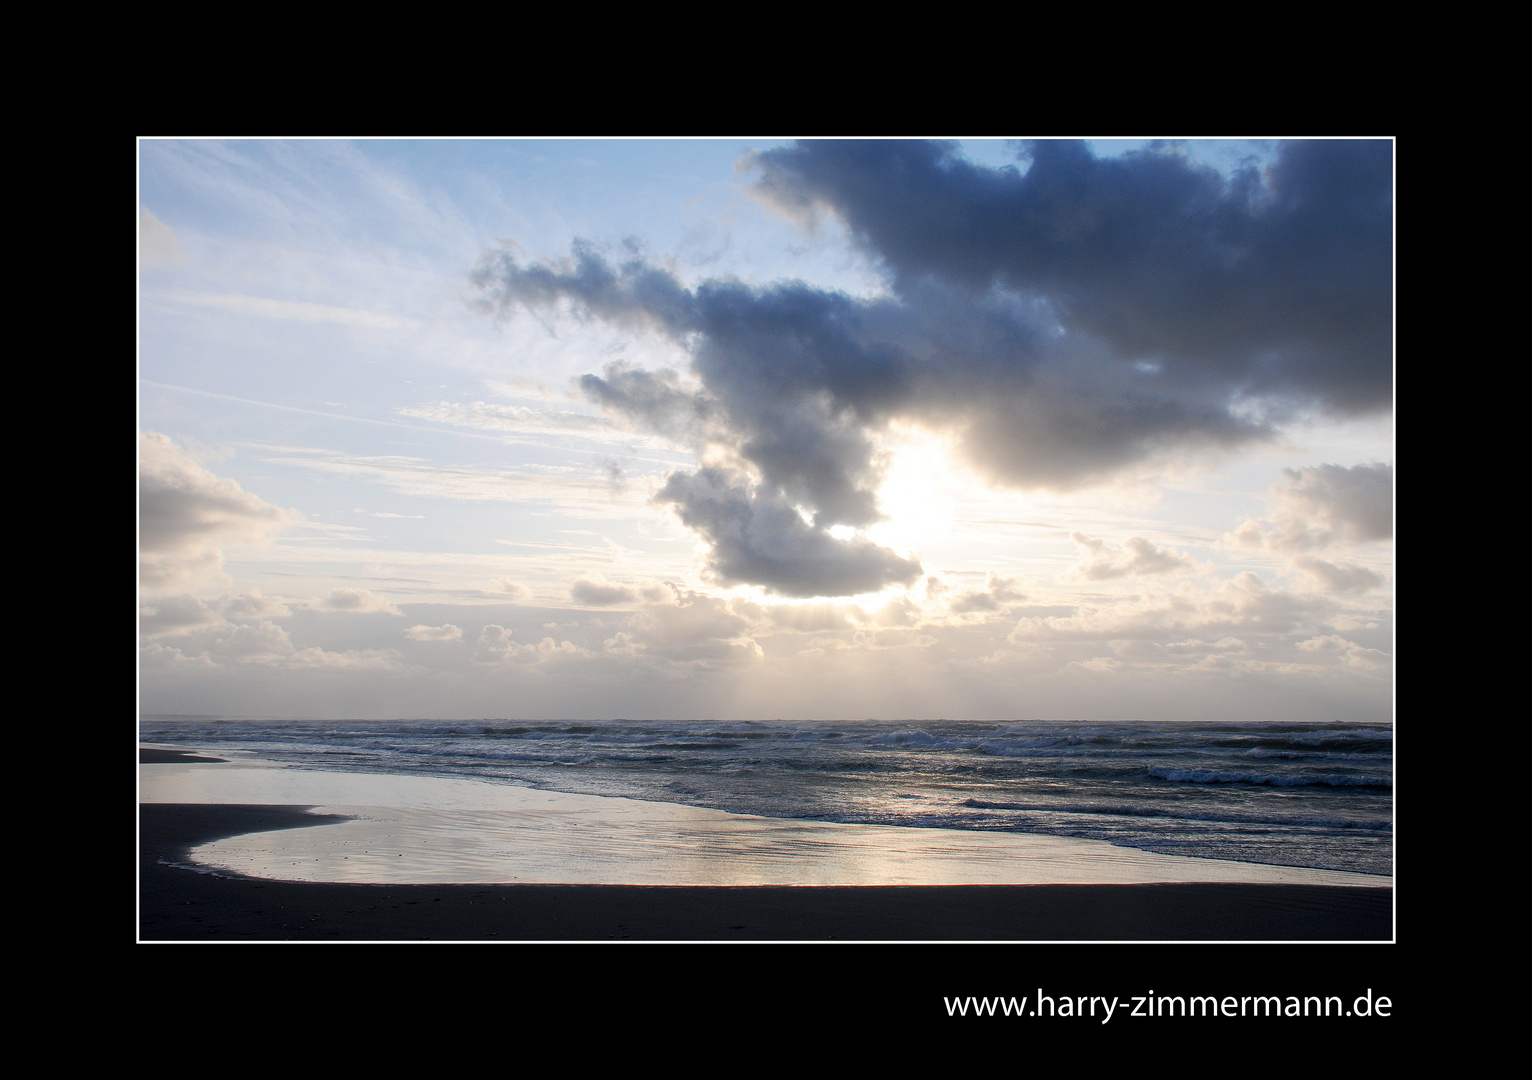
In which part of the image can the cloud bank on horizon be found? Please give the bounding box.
[138,138,1394,720]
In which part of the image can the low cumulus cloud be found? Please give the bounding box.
[1292,556,1384,593]
[140,590,290,640]
[471,140,1390,599]
[404,623,463,642]
[473,624,591,665]
[138,570,424,675]
[1010,571,1332,644]
[139,432,294,593]
[285,647,406,670]
[1067,532,1196,581]
[1295,634,1391,672]
[1227,463,1393,553]
[655,468,921,597]
[570,576,638,606]
[488,577,529,599]
[947,573,1028,614]
[140,619,296,666]
[312,588,403,615]
[603,587,762,667]
[140,587,416,671]
[1004,570,1390,679]
[474,624,520,662]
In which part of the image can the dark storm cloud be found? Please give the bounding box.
[749,139,1392,411]
[470,140,1390,597]
[472,252,937,595]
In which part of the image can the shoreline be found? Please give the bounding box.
[139,746,1391,941]
[139,802,1390,941]
[140,751,1386,888]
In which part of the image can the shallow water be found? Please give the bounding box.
[139,717,1393,876]
[139,760,1385,886]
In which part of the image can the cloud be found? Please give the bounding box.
[156,291,414,330]
[1067,532,1196,581]
[140,588,414,671]
[312,588,403,615]
[947,573,1028,613]
[758,602,858,633]
[603,588,762,667]
[139,432,294,593]
[1296,634,1391,671]
[473,623,592,665]
[138,591,297,665]
[570,575,638,606]
[404,623,463,642]
[219,589,291,621]
[488,577,529,599]
[655,467,921,597]
[577,364,719,448]
[469,143,1389,597]
[1227,462,1393,553]
[214,621,299,658]
[1276,463,1393,544]
[139,595,224,638]
[140,590,290,639]
[1070,656,1122,675]
[996,569,1392,682]
[140,643,217,669]
[285,647,406,670]
[257,445,647,517]
[397,401,618,438]
[141,625,298,667]
[140,209,186,268]
[1292,556,1384,593]
[474,624,519,662]
[747,139,1392,413]
[1009,571,1332,644]
[873,597,919,626]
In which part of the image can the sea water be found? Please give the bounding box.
[138,717,1393,877]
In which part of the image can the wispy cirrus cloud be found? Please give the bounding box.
[254,445,653,515]
[396,401,619,438]
[152,290,416,330]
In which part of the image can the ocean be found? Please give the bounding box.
[138,717,1392,878]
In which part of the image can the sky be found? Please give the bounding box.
[137,138,1394,721]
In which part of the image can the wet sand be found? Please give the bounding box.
[138,803,1392,941]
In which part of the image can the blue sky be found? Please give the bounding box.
[138,138,1393,720]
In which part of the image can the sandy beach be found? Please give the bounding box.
[138,748,1390,941]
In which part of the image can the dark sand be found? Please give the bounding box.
[140,748,229,764]
[139,803,1392,941]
